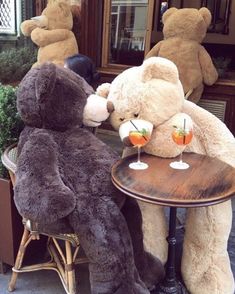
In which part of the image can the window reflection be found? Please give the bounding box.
[157,0,232,34]
[108,0,148,65]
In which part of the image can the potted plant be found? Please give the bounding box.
[0,84,24,273]
[0,84,24,177]
[0,46,37,86]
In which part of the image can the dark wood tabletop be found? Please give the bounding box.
[111,153,235,207]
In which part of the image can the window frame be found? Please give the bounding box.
[101,0,154,71]
[0,0,19,36]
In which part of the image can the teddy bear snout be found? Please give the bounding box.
[107,100,115,113]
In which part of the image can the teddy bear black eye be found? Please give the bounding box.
[120,118,125,122]
[134,113,139,118]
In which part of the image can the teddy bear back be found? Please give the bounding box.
[21,1,78,67]
[17,63,87,131]
[42,2,73,30]
[162,7,212,43]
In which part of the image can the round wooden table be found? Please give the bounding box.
[111,153,235,294]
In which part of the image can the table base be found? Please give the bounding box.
[154,279,189,294]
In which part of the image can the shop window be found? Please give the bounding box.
[102,0,154,68]
[157,0,232,34]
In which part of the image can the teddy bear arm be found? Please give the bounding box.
[199,46,218,85]
[15,131,76,224]
[145,41,162,59]
[21,20,38,36]
[183,100,235,166]
[31,28,70,47]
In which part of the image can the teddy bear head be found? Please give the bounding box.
[17,62,92,131]
[104,57,185,131]
[32,1,73,31]
[162,7,212,43]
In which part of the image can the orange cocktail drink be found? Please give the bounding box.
[129,129,151,147]
[172,129,193,145]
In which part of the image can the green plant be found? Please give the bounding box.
[0,84,24,178]
[0,46,37,84]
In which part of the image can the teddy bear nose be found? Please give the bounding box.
[107,101,115,113]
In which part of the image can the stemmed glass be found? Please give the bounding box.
[169,118,193,170]
[119,119,153,170]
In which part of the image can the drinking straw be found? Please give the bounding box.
[183,118,186,144]
[130,120,148,141]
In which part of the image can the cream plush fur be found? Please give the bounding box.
[83,57,235,294]
[145,7,218,103]
[21,1,78,67]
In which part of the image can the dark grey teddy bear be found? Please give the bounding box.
[14,63,164,294]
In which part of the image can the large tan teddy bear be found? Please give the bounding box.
[83,57,235,294]
[21,1,78,67]
[145,7,218,103]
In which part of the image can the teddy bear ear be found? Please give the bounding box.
[141,57,179,84]
[199,7,212,27]
[162,7,178,24]
[36,62,57,103]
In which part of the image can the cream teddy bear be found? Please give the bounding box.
[21,1,78,67]
[145,7,218,103]
[83,57,235,294]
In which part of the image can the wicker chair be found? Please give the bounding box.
[1,144,88,294]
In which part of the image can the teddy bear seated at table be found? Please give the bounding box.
[83,56,235,294]
[13,62,164,294]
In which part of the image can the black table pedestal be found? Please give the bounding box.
[154,207,189,294]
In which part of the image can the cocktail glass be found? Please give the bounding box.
[119,119,153,170]
[169,119,193,170]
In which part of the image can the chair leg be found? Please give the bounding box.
[65,240,76,294]
[8,227,30,292]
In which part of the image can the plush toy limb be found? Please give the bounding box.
[122,147,168,264]
[21,20,39,36]
[182,201,234,294]
[96,83,111,98]
[184,89,193,99]
[122,198,165,289]
[138,202,168,264]
[69,196,150,294]
[31,27,71,47]
[14,130,76,224]
[199,46,218,85]
[145,41,163,59]
[183,100,235,167]
[187,83,204,104]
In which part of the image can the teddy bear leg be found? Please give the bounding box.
[187,84,204,104]
[138,202,168,265]
[69,196,150,294]
[181,201,234,294]
[121,198,165,290]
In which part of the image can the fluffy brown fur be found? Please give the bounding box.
[14,63,164,293]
